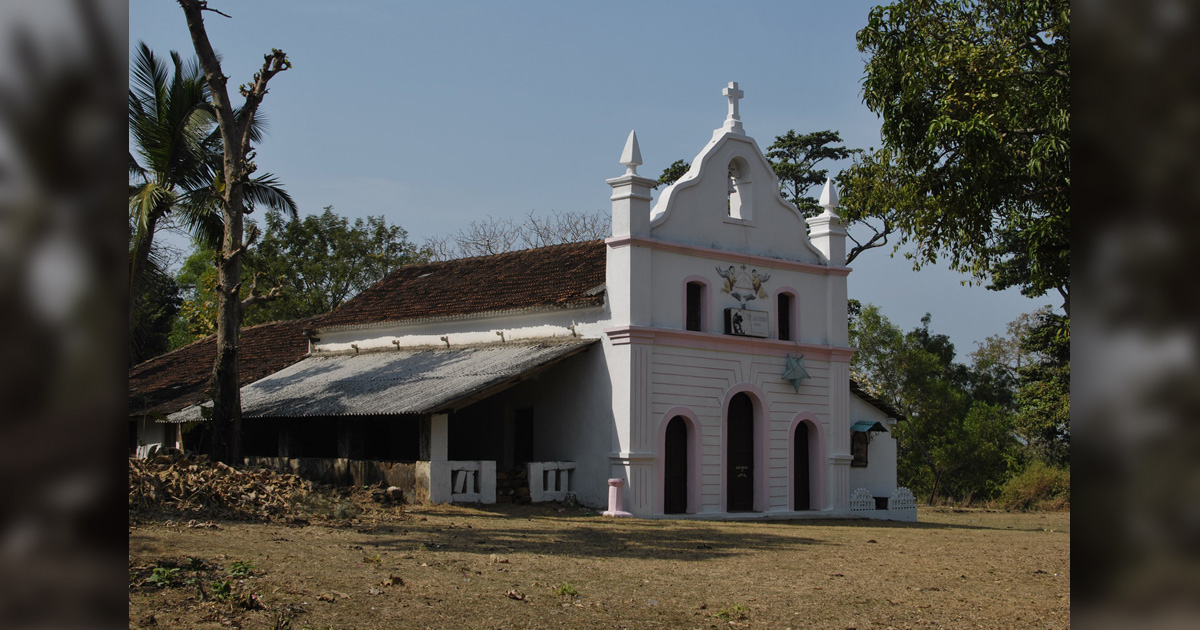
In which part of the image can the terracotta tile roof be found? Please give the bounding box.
[128,316,321,418]
[317,240,607,330]
[129,241,609,417]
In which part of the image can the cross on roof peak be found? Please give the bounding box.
[723,81,743,121]
[721,81,745,134]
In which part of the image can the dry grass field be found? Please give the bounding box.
[128,503,1069,629]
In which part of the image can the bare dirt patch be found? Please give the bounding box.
[129,503,1068,629]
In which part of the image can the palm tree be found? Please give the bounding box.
[128,42,296,361]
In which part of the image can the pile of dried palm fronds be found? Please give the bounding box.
[128,454,316,522]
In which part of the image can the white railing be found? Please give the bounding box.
[848,486,918,522]
[527,461,575,502]
[424,460,496,504]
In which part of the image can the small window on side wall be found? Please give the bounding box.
[851,431,869,467]
[686,282,704,331]
[778,293,794,341]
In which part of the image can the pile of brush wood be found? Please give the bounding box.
[128,453,317,522]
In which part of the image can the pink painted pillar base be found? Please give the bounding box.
[602,478,633,517]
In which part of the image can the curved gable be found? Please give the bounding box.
[648,130,824,264]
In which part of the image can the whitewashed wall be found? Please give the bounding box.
[847,394,899,497]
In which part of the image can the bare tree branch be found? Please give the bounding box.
[240,271,283,311]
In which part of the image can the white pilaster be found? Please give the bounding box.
[827,360,852,511]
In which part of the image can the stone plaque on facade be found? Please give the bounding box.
[724,308,768,338]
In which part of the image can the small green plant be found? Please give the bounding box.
[228,560,254,577]
[715,604,748,620]
[552,581,579,597]
[415,542,427,552]
[365,553,382,566]
[187,556,207,570]
[146,566,180,588]
[211,579,232,601]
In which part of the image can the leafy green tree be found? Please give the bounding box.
[1014,311,1070,466]
[170,207,429,348]
[130,242,183,364]
[169,246,220,348]
[766,130,860,216]
[247,206,430,323]
[841,0,1070,312]
[655,159,691,189]
[851,305,1019,503]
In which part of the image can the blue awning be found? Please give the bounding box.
[851,420,888,433]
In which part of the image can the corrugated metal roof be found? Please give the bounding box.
[167,338,597,422]
[850,420,888,433]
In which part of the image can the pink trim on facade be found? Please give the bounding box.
[788,412,826,511]
[656,407,703,515]
[772,285,798,341]
[681,275,711,333]
[720,383,770,513]
[602,325,854,362]
[606,234,852,277]
[606,328,658,346]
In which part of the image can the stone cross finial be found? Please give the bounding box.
[722,81,745,133]
[723,81,744,121]
[619,130,642,175]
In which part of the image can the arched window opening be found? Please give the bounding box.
[726,158,752,220]
[778,293,794,341]
[686,281,704,331]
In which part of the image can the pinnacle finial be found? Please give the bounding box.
[819,177,840,213]
[619,130,642,175]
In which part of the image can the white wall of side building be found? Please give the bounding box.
[847,394,899,498]
[500,340,616,509]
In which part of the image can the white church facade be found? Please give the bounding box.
[142,83,913,520]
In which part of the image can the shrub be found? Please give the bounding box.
[999,462,1070,511]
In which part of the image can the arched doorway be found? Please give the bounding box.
[664,416,688,514]
[794,423,810,510]
[727,392,754,511]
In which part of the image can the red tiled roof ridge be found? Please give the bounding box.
[129,313,325,373]
[384,238,605,273]
[319,239,608,329]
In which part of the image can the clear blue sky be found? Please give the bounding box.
[131,0,1051,358]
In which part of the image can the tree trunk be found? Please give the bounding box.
[128,212,160,339]
[211,187,244,464]
[178,0,290,465]
[927,469,942,506]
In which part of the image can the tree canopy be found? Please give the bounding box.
[170,206,428,348]
[850,302,1069,503]
[840,0,1070,311]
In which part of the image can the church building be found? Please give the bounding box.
[134,83,914,520]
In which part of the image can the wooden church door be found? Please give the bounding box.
[664,416,688,514]
[727,393,754,511]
